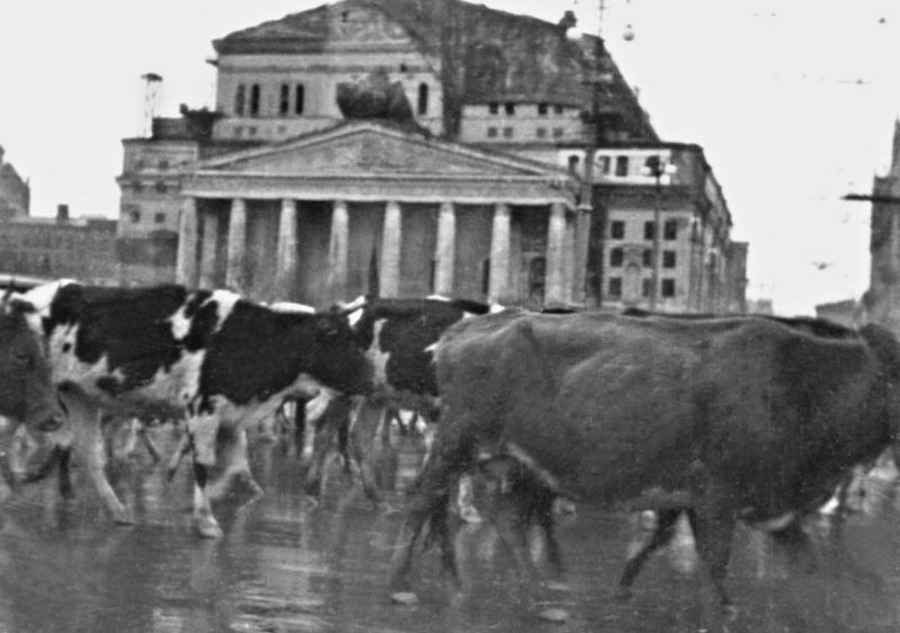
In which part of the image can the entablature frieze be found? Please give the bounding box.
[184,173,574,207]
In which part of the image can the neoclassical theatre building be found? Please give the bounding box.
[118,0,748,311]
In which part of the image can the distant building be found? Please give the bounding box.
[0,205,119,285]
[0,145,30,220]
[118,0,748,310]
[815,298,861,328]
[865,120,900,334]
[746,298,774,315]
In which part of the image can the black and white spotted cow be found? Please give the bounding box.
[305,295,500,515]
[20,281,372,538]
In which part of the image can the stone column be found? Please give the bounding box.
[433,201,456,295]
[563,211,577,304]
[199,209,219,289]
[225,198,247,293]
[488,203,511,303]
[175,196,198,287]
[327,200,349,302]
[545,202,568,306]
[275,198,299,300]
[379,200,402,297]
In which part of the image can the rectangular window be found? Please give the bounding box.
[502,127,514,138]
[642,249,653,267]
[642,279,653,298]
[554,104,565,115]
[552,127,564,138]
[504,102,515,115]
[279,84,290,115]
[609,248,624,267]
[295,84,305,115]
[538,103,548,116]
[536,127,547,139]
[608,277,622,298]
[615,156,629,177]
[662,279,676,297]
[664,219,678,240]
[663,251,676,268]
[488,102,499,115]
[487,127,498,138]
[644,221,656,240]
[610,221,625,239]
[154,213,166,224]
[597,156,611,175]
[250,84,261,117]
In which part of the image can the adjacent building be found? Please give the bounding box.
[117,0,747,311]
[0,145,30,221]
[0,205,119,285]
[865,120,900,333]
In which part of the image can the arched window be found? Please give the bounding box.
[279,84,290,115]
[249,84,261,117]
[234,84,246,116]
[417,83,429,115]
[295,84,305,115]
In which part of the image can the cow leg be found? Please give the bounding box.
[615,509,683,600]
[687,500,738,618]
[456,474,483,524]
[303,395,350,503]
[188,415,224,539]
[62,393,133,525]
[390,447,468,603]
[347,399,386,507]
[138,421,163,464]
[166,432,191,481]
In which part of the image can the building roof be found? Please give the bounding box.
[213,0,657,141]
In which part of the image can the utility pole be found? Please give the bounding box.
[645,155,675,310]
[574,0,612,306]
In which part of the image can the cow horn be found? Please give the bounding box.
[331,294,368,316]
[0,285,12,314]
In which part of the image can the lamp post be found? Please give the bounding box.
[644,155,676,310]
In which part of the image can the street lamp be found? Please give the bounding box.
[643,155,676,310]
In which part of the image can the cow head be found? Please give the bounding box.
[0,292,62,433]
[305,311,373,396]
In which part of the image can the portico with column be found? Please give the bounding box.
[177,121,579,307]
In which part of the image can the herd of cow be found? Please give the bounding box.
[0,278,896,626]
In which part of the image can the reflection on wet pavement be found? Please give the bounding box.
[0,426,897,633]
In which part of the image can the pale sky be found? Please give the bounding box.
[2,0,899,315]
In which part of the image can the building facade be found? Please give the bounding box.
[0,205,119,284]
[865,120,900,332]
[118,0,747,311]
[0,145,30,221]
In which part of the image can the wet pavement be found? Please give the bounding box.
[0,426,899,633]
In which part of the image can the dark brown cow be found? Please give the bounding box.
[389,309,900,623]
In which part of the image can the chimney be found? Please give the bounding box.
[56,204,70,223]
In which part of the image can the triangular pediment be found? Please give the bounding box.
[196,122,564,179]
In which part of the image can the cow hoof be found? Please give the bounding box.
[376,501,400,515]
[390,591,419,606]
[113,513,135,526]
[196,518,224,539]
[459,506,484,525]
[614,586,633,602]
[723,603,739,622]
[538,607,569,623]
